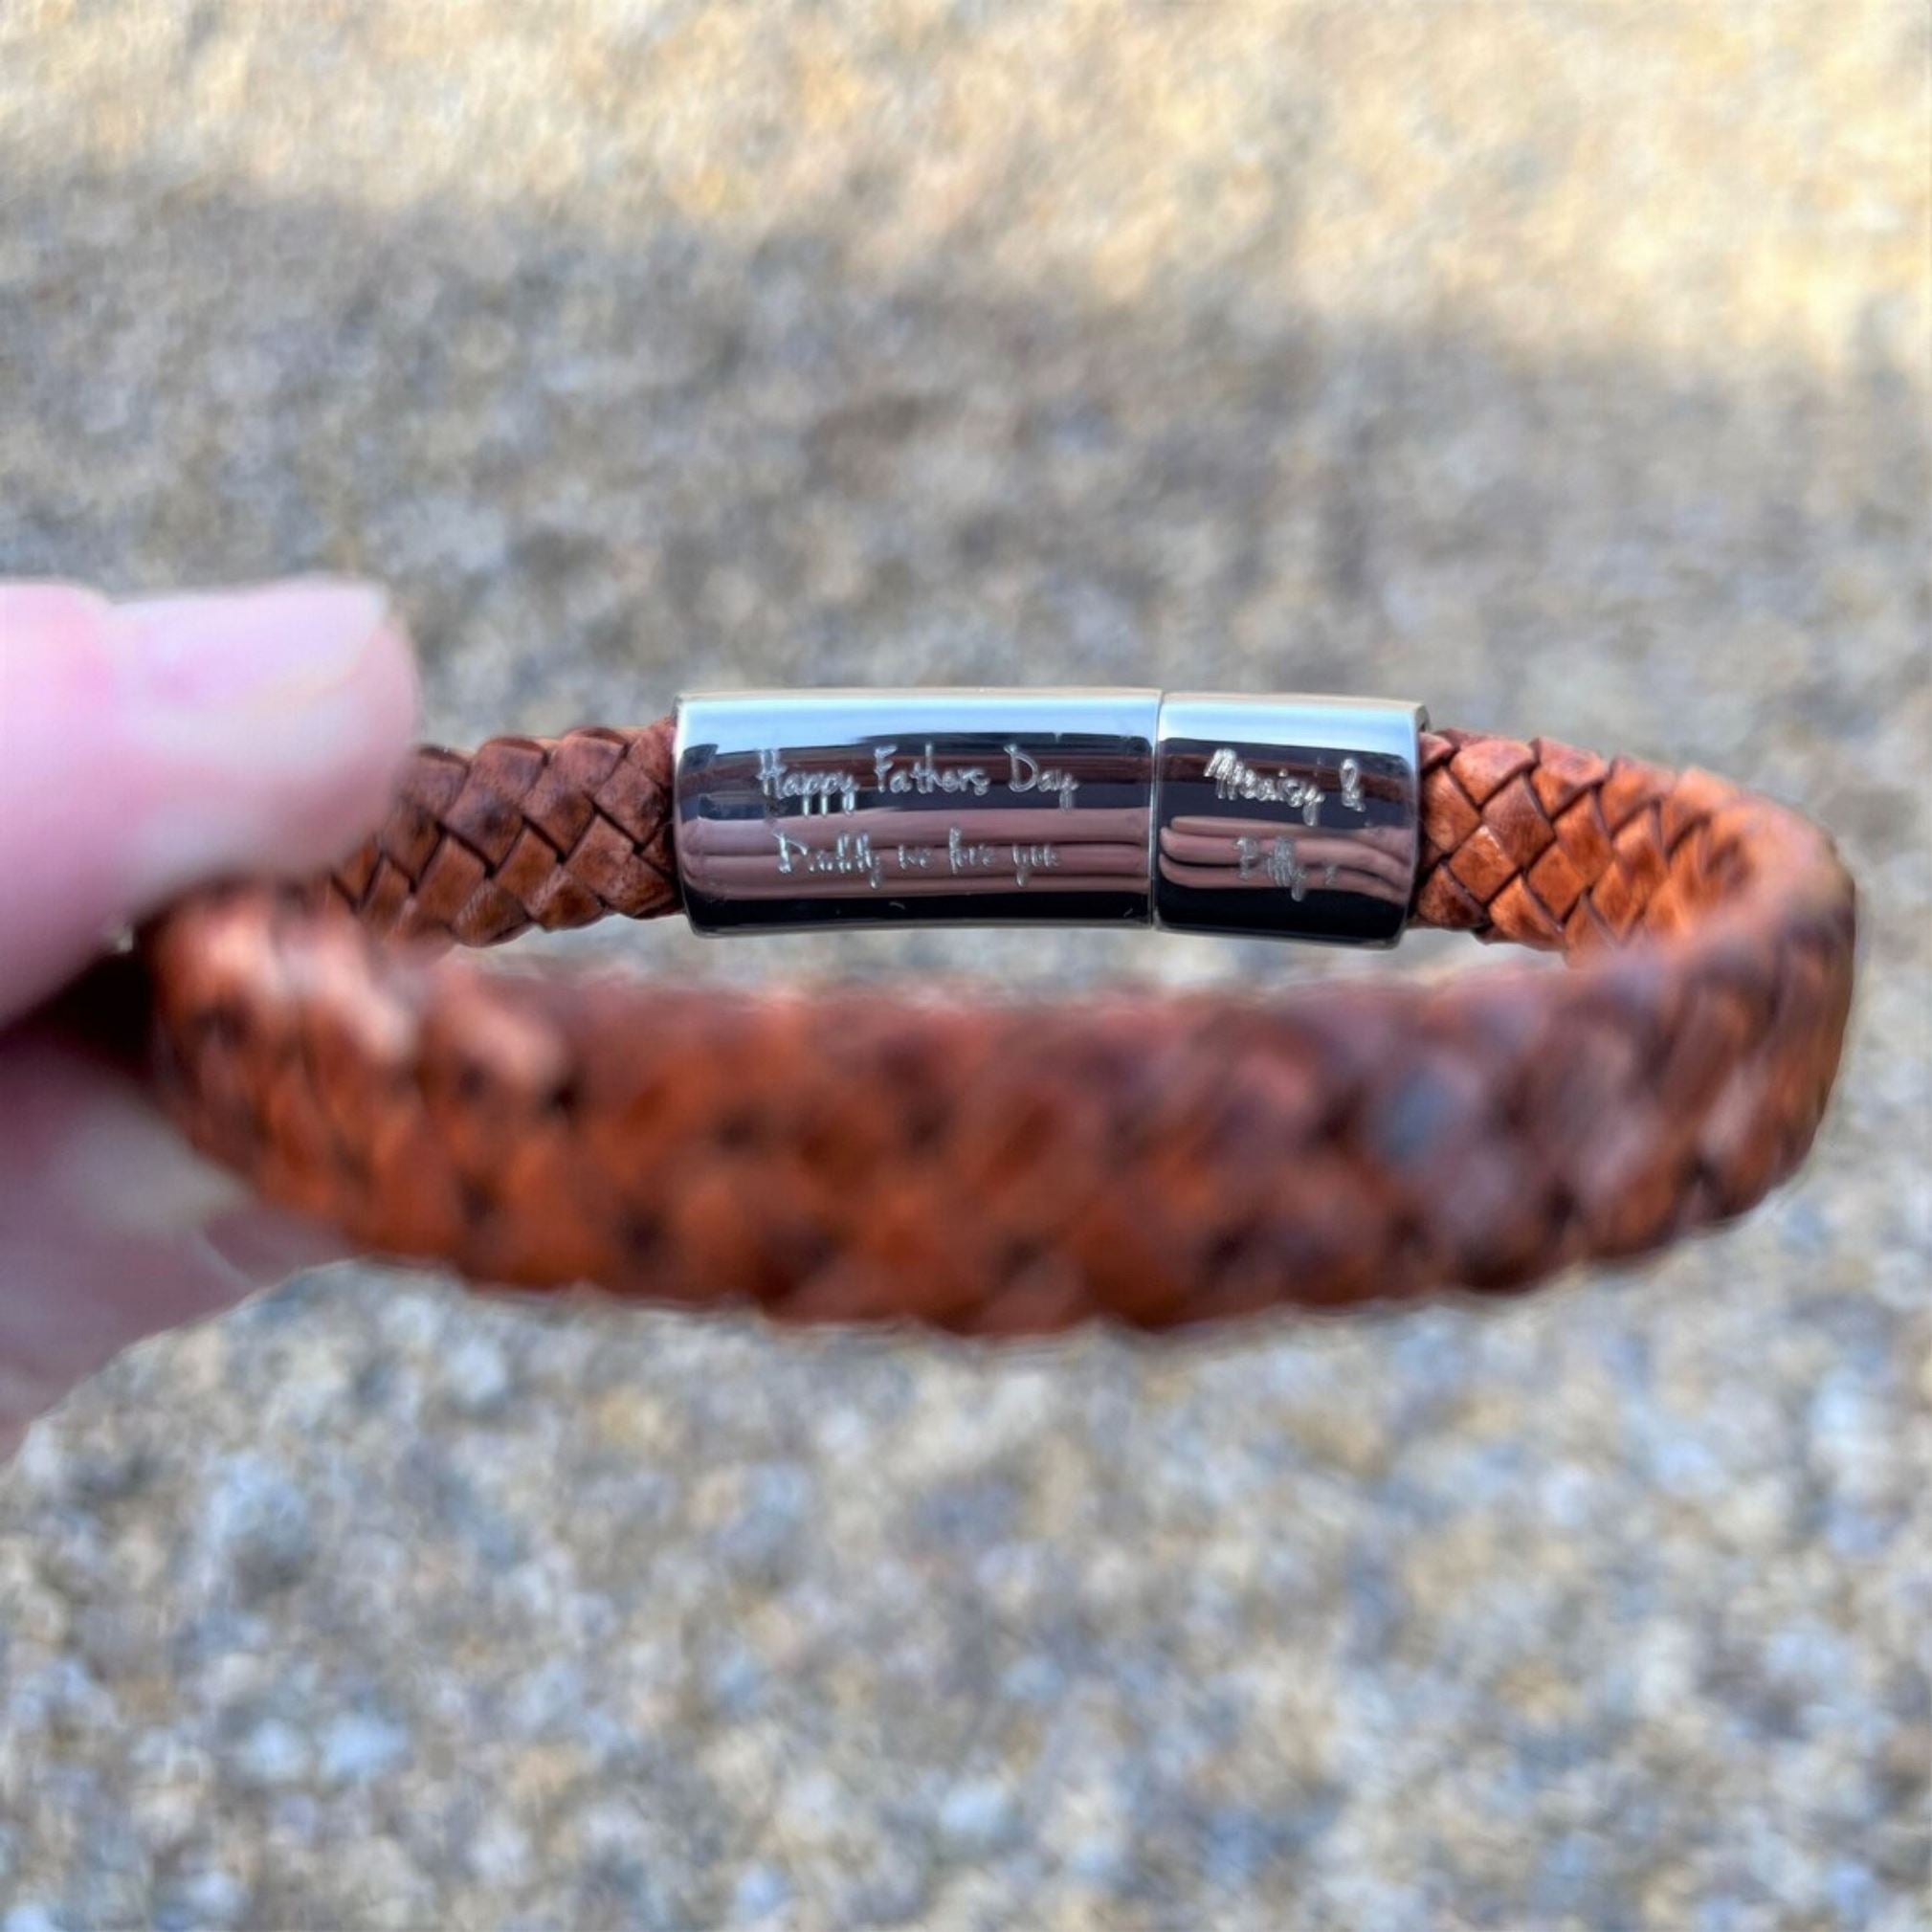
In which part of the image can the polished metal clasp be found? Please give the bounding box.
[673,688,1424,944]
[1150,693,1426,946]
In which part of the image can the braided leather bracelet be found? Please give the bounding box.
[141,691,1854,1334]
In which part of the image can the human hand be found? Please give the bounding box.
[0,581,416,1456]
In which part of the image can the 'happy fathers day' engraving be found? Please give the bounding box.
[757,744,1081,814]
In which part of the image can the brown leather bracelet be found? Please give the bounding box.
[140,694,1854,1334]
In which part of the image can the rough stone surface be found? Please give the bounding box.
[1,4,1927,1927]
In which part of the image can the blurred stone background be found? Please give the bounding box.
[1,3,1927,1927]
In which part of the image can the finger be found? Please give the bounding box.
[0,1021,349,1455]
[0,578,417,1025]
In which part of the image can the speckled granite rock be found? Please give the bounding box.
[1,4,1926,1927]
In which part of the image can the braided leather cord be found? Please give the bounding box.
[141,721,1854,1332]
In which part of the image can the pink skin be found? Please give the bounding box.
[0,580,418,1455]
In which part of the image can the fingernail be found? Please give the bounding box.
[111,578,392,720]
[103,578,417,891]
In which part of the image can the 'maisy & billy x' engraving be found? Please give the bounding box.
[1212,749,1368,899]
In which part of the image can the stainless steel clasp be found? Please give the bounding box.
[673,688,1424,944]
[1150,693,1427,946]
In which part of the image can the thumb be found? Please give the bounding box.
[0,579,417,1024]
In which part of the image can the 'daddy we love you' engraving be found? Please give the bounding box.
[770,826,1062,891]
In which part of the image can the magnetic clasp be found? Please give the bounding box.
[673,686,1424,944]
[1150,694,1427,946]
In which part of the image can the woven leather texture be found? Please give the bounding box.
[141,721,1854,1331]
